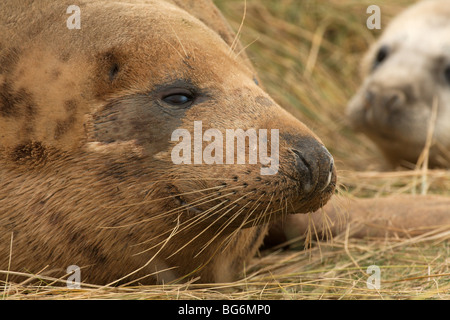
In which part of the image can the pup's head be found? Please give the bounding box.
[347,0,450,167]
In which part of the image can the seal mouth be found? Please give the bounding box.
[321,164,334,192]
[283,155,335,195]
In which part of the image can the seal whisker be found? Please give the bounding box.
[229,0,247,56]
[196,191,263,256]
[165,190,258,258]
[283,192,288,216]
[131,195,234,250]
[174,206,243,257]
[250,193,274,228]
[166,191,241,230]
[318,206,334,242]
[196,205,247,257]
[132,188,247,252]
[160,28,187,60]
[168,23,188,58]
[235,36,260,59]
[103,214,182,288]
[238,205,286,228]
[99,186,244,230]
[188,191,259,256]
[100,184,232,210]
[220,196,266,251]
[98,192,218,230]
[141,199,234,257]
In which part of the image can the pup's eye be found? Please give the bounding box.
[444,66,450,84]
[162,93,194,106]
[373,45,389,69]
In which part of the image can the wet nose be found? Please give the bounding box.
[289,137,335,194]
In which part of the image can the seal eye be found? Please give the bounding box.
[373,45,389,69]
[444,66,450,84]
[162,93,194,106]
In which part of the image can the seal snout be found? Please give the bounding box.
[365,87,407,113]
[288,137,336,194]
[348,82,413,133]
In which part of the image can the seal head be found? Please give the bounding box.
[0,0,336,284]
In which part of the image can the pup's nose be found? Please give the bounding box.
[365,88,406,112]
[289,137,335,194]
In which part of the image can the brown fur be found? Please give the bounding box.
[0,0,336,284]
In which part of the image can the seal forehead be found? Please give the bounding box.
[80,1,253,97]
[81,0,229,49]
[381,0,450,53]
[381,26,450,58]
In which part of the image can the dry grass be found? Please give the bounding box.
[1,0,449,300]
[2,226,449,299]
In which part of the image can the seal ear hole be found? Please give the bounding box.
[109,63,120,81]
[373,45,389,69]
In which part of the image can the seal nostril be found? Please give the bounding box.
[291,148,314,193]
[385,92,401,110]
